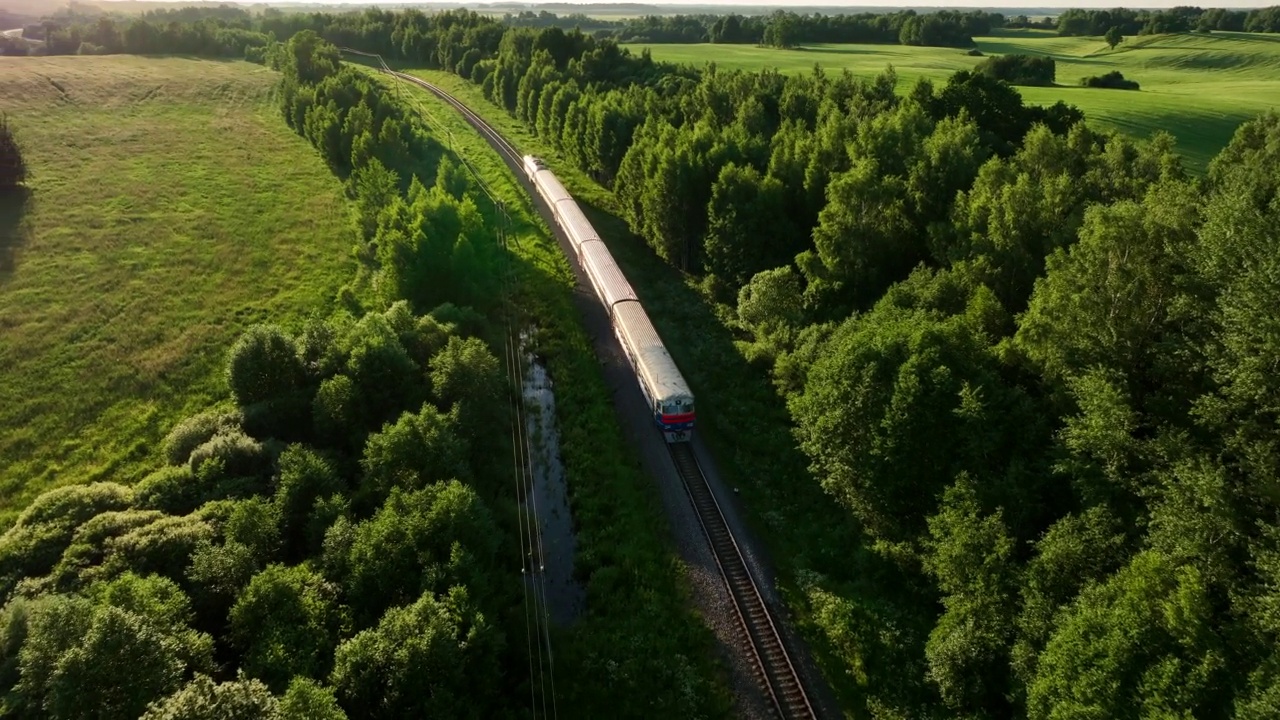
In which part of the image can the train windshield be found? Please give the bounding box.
[662,398,694,415]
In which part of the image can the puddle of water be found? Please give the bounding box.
[521,332,585,626]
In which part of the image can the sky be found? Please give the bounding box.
[322,0,1280,7]
[94,0,1280,8]
[429,1,1268,6]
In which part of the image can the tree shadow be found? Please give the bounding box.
[0,186,32,279]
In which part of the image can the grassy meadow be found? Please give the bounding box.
[625,30,1280,171]
[0,56,354,526]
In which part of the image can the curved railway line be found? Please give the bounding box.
[353,54,819,720]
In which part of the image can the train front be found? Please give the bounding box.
[658,395,695,443]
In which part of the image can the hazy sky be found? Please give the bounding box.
[411,1,1278,6]
[238,0,1279,6]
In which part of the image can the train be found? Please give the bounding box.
[522,154,695,443]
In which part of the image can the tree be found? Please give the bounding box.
[1027,551,1229,719]
[342,482,497,624]
[360,404,468,502]
[737,266,804,348]
[703,163,797,290]
[791,288,1040,544]
[348,159,399,241]
[11,575,214,720]
[330,587,500,720]
[274,446,346,558]
[226,325,305,408]
[1015,182,1202,416]
[283,30,340,86]
[809,156,917,308]
[0,113,27,191]
[140,673,279,720]
[279,678,347,720]
[429,336,504,445]
[923,475,1019,713]
[229,564,348,692]
[1104,26,1124,50]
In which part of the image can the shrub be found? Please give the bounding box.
[967,48,984,57]
[0,484,135,596]
[162,410,242,466]
[188,430,269,478]
[976,53,1056,85]
[0,114,27,189]
[1080,71,1141,90]
[135,466,206,515]
[100,514,216,581]
[51,510,166,590]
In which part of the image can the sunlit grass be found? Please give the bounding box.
[625,30,1280,172]
[0,56,355,526]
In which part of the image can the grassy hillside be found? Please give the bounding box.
[0,56,354,526]
[625,30,1280,171]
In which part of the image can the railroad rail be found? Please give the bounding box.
[350,53,817,719]
[670,443,815,720]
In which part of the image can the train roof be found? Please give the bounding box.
[613,300,693,404]
[580,239,638,309]
[533,168,571,206]
[553,197,600,248]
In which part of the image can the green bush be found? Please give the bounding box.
[99,514,216,582]
[135,466,206,516]
[1080,70,1141,90]
[188,430,270,478]
[162,410,243,467]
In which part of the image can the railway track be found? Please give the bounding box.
[670,443,815,720]
[349,53,818,719]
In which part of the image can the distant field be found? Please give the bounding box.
[625,30,1280,172]
[0,56,354,526]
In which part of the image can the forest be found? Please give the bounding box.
[276,9,1279,718]
[4,4,1280,718]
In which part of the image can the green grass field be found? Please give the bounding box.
[0,56,355,526]
[625,30,1280,171]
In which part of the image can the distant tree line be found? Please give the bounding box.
[13,5,1280,61]
[1055,5,1280,36]
[606,9,1002,48]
